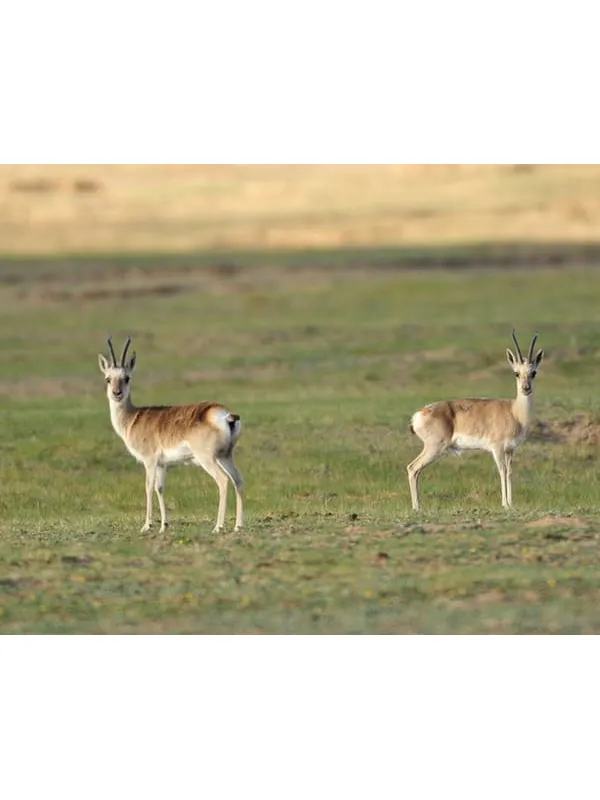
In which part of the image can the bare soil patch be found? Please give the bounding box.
[532,415,600,445]
[37,283,188,302]
[400,521,491,534]
[526,515,589,529]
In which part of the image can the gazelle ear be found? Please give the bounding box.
[98,354,110,374]
[127,352,137,371]
[506,349,518,367]
[533,349,544,369]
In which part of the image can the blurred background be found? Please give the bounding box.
[1,164,600,256]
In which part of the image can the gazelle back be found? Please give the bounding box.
[98,336,244,533]
[407,331,544,510]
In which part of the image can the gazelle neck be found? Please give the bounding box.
[108,394,136,437]
[512,387,534,427]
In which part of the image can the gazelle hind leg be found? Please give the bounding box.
[217,456,244,531]
[407,444,447,511]
[193,454,229,532]
[154,465,168,533]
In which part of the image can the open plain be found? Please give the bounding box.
[1,165,600,633]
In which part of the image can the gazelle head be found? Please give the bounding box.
[98,336,137,404]
[506,330,544,397]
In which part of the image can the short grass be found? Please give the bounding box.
[1,255,600,633]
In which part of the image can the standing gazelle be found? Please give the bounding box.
[407,331,544,510]
[98,336,244,533]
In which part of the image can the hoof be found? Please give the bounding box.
[212,526,224,534]
[140,522,152,533]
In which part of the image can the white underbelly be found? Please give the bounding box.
[160,442,195,466]
[450,432,526,454]
[450,433,493,452]
[123,441,195,466]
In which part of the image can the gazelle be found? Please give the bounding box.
[98,336,244,533]
[407,331,544,510]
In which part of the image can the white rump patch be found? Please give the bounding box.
[209,407,241,437]
[410,410,429,436]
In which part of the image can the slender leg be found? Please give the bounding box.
[154,465,168,533]
[141,461,158,532]
[217,456,244,531]
[492,449,508,508]
[407,445,446,511]
[505,451,513,507]
[193,455,230,532]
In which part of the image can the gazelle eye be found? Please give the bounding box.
[105,377,110,384]
[124,376,130,384]
[514,372,519,377]
[531,371,537,378]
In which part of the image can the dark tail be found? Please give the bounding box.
[227,413,240,433]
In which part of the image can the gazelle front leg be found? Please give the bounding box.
[505,451,513,507]
[154,464,168,533]
[492,448,509,508]
[141,460,158,532]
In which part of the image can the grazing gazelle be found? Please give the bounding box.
[407,331,544,510]
[98,336,244,533]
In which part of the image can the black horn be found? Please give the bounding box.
[107,336,118,367]
[528,333,539,363]
[120,336,132,367]
[511,330,525,363]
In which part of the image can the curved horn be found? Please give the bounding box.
[120,336,132,367]
[511,330,525,363]
[528,333,539,363]
[107,336,118,367]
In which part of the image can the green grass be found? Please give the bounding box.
[1,254,600,633]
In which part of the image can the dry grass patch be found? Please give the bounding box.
[3,164,600,254]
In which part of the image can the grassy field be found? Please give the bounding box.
[1,242,600,632]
